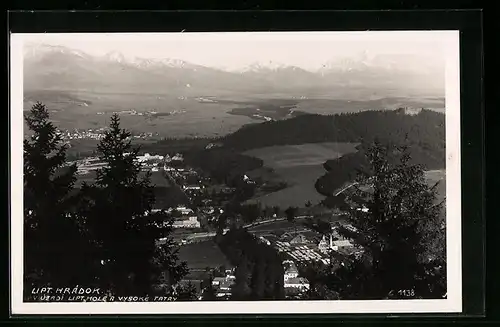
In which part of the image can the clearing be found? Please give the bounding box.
[177,239,232,279]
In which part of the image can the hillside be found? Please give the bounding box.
[223,108,445,153]
[221,108,445,198]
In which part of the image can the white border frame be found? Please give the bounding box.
[10,31,461,315]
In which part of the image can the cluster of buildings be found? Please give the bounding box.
[167,206,201,229]
[252,223,364,297]
[104,109,158,116]
[74,152,169,175]
[59,127,158,141]
[59,128,107,141]
[211,268,236,299]
[283,260,310,293]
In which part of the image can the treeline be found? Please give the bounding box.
[215,229,285,300]
[139,136,222,155]
[23,103,189,301]
[298,142,446,300]
[315,136,445,198]
[183,148,263,185]
[222,109,445,153]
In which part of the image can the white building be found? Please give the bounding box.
[172,215,200,228]
[332,239,354,249]
[183,185,202,191]
[258,236,271,246]
[283,260,299,281]
[171,153,184,162]
[136,153,164,163]
[212,276,235,298]
[167,206,194,216]
[284,277,310,291]
[172,216,201,228]
[318,234,332,254]
[318,233,354,254]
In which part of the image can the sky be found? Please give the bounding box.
[20,31,452,71]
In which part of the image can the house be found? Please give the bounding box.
[289,234,309,245]
[183,185,202,191]
[172,215,201,228]
[283,260,299,281]
[172,153,184,161]
[332,239,354,251]
[258,236,271,246]
[284,277,310,291]
[318,234,331,254]
[168,206,194,216]
[356,206,369,213]
[279,232,294,242]
[136,153,164,163]
[242,174,255,184]
[212,276,235,298]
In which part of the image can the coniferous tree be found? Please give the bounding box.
[201,275,217,301]
[285,206,297,222]
[174,281,198,301]
[326,141,446,299]
[231,256,252,300]
[250,257,267,299]
[78,114,187,297]
[23,102,90,299]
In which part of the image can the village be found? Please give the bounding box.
[71,149,365,300]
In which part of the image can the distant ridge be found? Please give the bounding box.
[23,43,445,96]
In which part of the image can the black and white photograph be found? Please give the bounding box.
[10,31,461,314]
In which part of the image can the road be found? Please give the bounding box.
[168,215,314,245]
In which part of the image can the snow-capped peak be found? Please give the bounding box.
[159,58,189,68]
[238,61,289,73]
[128,57,191,69]
[103,51,127,64]
[24,43,90,60]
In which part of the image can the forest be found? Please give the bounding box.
[215,228,285,300]
[222,109,445,197]
[222,109,445,154]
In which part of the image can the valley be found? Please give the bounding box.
[23,88,445,139]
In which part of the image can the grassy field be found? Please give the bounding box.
[244,142,359,208]
[24,90,253,138]
[177,240,232,277]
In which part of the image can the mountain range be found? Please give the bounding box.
[23,43,445,97]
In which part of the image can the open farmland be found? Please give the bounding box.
[25,89,445,139]
[244,142,359,208]
[294,96,445,115]
[24,90,254,138]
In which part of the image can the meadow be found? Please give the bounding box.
[24,89,254,138]
[244,142,359,208]
[177,240,232,278]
